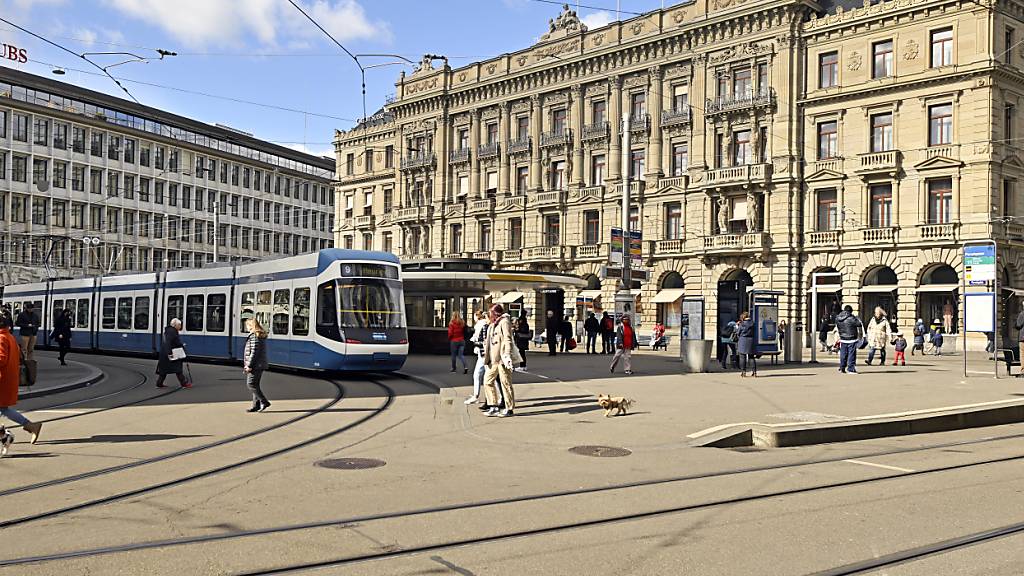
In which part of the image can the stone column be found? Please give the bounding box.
[571,84,585,188]
[469,110,481,199]
[499,102,511,195]
[530,94,542,192]
[648,66,664,180]
[608,75,623,182]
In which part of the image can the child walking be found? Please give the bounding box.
[930,326,944,355]
[892,332,907,366]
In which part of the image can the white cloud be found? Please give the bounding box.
[282,142,335,158]
[103,0,386,49]
[73,27,97,47]
[581,10,614,29]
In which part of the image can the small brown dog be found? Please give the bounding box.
[597,394,635,417]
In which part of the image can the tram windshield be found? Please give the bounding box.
[336,278,405,330]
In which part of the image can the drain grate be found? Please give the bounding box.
[568,445,631,458]
[315,458,386,470]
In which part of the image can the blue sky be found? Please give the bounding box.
[0,0,674,159]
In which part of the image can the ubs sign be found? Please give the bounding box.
[2,43,28,64]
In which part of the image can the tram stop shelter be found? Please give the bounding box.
[402,259,586,353]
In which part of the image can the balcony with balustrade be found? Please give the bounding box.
[507,137,531,154]
[523,245,565,262]
[613,181,645,195]
[477,142,500,160]
[581,122,609,141]
[449,148,470,165]
[353,215,375,229]
[809,158,843,176]
[394,205,433,223]
[400,152,436,170]
[702,231,770,253]
[472,251,495,261]
[916,222,958,242]
[540,129,572,148]
[705,89,775,118]
[660,106,692,128]
[657,175,688,191]
[626,114,650,133]
[573,243,608,262]
[529,190,565,208]
[860,226,899,244]
[569,185,605,203]
[653,238,685,256]
[805,230,842,249]
[856,150,902,175]
[922,144,960,162]
[468,197,495,215]
[702,163,770,188]
[500,248,523,263]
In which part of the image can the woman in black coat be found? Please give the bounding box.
[53,309,73,366]
[243,317,271,412]
[156,319,191,388]
[736,311,757,377]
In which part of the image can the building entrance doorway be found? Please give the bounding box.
[717,269,754,359]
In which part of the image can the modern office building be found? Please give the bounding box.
[335,0,1023,346]
[0,67,335,284]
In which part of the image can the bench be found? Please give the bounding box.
[638,335,671,351]
[999,346,1023,377]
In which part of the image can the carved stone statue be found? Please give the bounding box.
[415,55,434,74]
[717,196,730,234]
[746,192,759,232]
[539,3,587,42]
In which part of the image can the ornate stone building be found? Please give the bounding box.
[335,0,1023,347]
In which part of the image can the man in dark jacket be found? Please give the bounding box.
[583,312,600,354]
[53,309,73,366]
[15,303,39,361]
[600,311,615,354]
[835,305,864,374]
[558,315,573,352]
[545,310,559,356]
[156,319,192,388]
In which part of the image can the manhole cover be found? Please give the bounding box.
[315,458,386,470]
[568,445,631,458]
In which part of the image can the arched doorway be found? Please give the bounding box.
[808,267,842,330]
[717,269,754,359]
[654,272,684,330]
[917,264,958,333]
[860,266,898,324]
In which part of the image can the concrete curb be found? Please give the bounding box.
[694,399,1024,448]
[19,360,105,399]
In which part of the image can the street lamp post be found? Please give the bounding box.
[212,200,220,263]
[614,112,633,320]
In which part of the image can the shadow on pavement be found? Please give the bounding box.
[40,434,208,444]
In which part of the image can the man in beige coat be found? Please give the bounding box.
[483,304,517,418]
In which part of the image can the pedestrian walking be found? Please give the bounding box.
[736,312,757,377]
[558,315,574,352]
[545,310,559,356]
[818,312,835,353]
[912,318,927,355]
[718,320,738,370]
[242,318,271,412]
[600,311,615,354]
[447,312,469,374]
[0,313,42,445]
[156,318,192,388]
[930,326,945,355]
[892,332,908,366]
[864,307,891,366]
[610,314,639,374]
[465,310,490,405]
[15,302,39,362]
[482,304,518,418]
[584,311,600,354]
[514,312,531,371]
[52,308,73,366]
[835,305,864,374]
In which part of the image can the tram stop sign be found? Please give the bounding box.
[964,244,996,286]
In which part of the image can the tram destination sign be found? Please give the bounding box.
[963,244,995,286]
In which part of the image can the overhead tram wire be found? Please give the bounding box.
[0,16,147,104]
[527,0,644,15]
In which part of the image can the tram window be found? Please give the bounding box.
[77,299,90,328]
[102,298,116,329]
[293,288,310,336]
[12,302,21,317]
[207,294,226,333]
[239,291,255,331]
[64,300,76,327]
[117,297,133,330]
[272,289,290,335]
[52,300,64,324]
[167,296,184,327]
[32,301,42,313]
[256,290,272,332]
[134,297,150,330]
[338,281,405,330]
[432,299,447,328]
[405,296,426,328]
[185,295,205,332]
[316,281,340,340]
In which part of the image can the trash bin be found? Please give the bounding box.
[786,322,803,364]
[679,339,714,373]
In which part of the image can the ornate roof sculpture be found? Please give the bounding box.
[539,3,588,43]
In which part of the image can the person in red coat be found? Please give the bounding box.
[0,314,42,444]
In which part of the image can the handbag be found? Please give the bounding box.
[857,337,869,350]
[567,338,577,351]
[170,347,187,360]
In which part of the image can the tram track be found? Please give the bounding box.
[0,377,395,531]
[4,425,1024,569]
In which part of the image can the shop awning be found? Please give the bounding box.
[806,284,843,293]
[576,290,603,300]
[652,288,686,303]
[496,291,525,304]
[915,284,960,293]
[858,285,898,293]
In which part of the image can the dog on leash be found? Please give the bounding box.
[0,426,13,457]
[597,394,635,417]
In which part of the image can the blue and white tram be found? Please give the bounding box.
[0,250,408,372]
